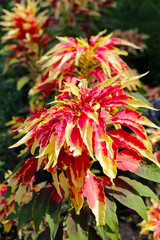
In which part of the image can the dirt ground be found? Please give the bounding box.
[119,222,148,240]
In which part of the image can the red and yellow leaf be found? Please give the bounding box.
[108,129,160,167]
[83,170,106,225]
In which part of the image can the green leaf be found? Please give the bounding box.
[46,200,61,240]
[5,211,17,221]
[96,195,121,240]
[118,176,158,200]
[105,193,119,233]
[14,201,20,215]
[3,58,20,73]
[135,159,160,182]
[106,229,121,240]
[17,76,30,91]
[97,224,121,240]
[128,92,152,107]
[96,225,108,240]
[18,195,36,230]
[106,178,148,221]
[5,186,12,200]
[32,184,55,233]
[67,209,88,240]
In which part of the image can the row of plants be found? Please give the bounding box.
[0,0,160,239]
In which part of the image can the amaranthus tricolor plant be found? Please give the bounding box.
[1,2,160,239]
[40,0,116,35]
[29,30,140,98]
[2,30,159,239]
[0,0,50,88]
[112,29,148,54]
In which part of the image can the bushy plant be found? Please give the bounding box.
[0,1,160,240]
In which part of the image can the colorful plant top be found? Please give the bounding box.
[0,0,50,70]
[29,30,140,97]
[0,177,41,232]
[1,0,47,43]
[9,76,159,225]
[113,29,148,54]
[41,0,116,24]
[125,68,142,92]
[5,100,45,140]
[145,85,160,101]
[6,116,25,139]
[139,199,160,240]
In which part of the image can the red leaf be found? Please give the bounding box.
[117,149,142,172]
[55,119,67,148]
[108,129,146,151]
[108,129,158,166]
[70,127,83,156]
[83,171,106,225]
[50,187,64,203]
[111,109,148,139]
[10,157,45,189]
[66,151,90,188]
[83,171,105,208]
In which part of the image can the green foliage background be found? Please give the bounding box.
[100,0,160,86]
[0,1,27,180]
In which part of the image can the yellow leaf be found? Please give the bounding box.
[9,133,31,149]
[15,183,27,204]
[65,121,75,146]
[97,151,117,180]
[65,82,80,99]
[70,186,84,213]
[93,199,106,226]
[3,220,13,233]
[58,52,74,69]
[56,36,70,44]
[43,135,60,170]
[59,172,69,199]
[138,148,160,168]
[87,111,99,124]
[42,55,62,68]
[93,103,100,111]
[80,120,94,160]
[52,169,62,198]
[9,176,19,192]
[121,72,149,89]
[126,96,159,111]
[30,140,39,155]
[97,73,121,89]
[75,48,83,66]
[96,136,117,180]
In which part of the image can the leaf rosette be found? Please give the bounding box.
[9,76,159,226]
[30,30,139,97]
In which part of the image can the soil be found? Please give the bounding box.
[119,222,148,240]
